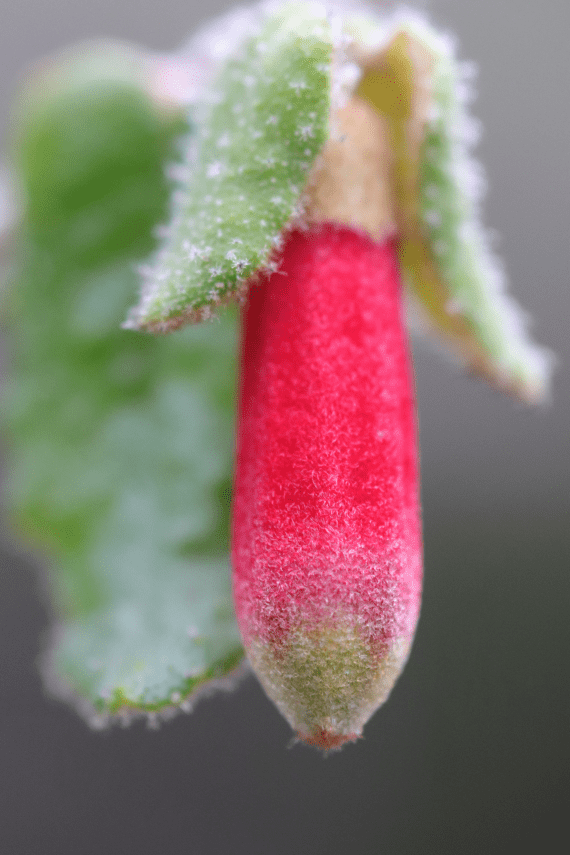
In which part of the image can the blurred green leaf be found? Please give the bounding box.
[1,42,243,721]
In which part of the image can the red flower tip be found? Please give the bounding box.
[232,225,422,747]
[295,729,360,752]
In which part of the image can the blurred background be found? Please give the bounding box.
[1,1,568,853]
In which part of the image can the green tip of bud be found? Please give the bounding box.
[247,621,412,750]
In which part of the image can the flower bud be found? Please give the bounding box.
[232,225,422,750]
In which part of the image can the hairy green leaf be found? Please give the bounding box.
[415,30,551,402]
[126,1,333,332]
[357,16,551,403]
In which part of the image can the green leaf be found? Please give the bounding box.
[357,17,551,403]
[1,42,243,722]
[415,28,551,402]
[125,1,333,333]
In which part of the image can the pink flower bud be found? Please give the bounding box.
[232,225,422,750]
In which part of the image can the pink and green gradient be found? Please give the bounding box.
[232,225,422,749]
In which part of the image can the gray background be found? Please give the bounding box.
[1,1,568,853]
